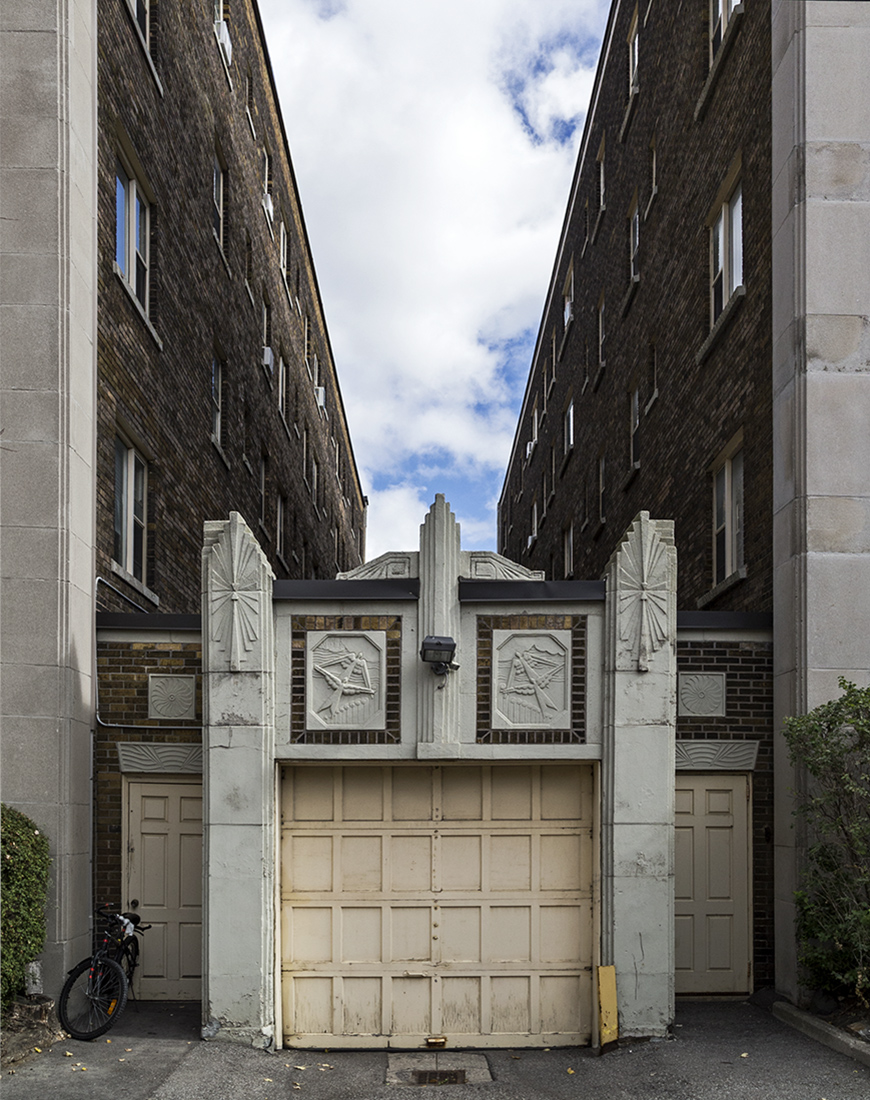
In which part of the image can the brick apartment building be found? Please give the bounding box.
[1,0,364,997]
[499,0,870,1002]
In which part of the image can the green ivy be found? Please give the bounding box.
[783,679,870,1002]
[1,804,51,1011]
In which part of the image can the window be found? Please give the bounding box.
[598,453,606,524]
[563,523,574,578]
[213,152,226,249]
[711,182,742,323]
[259,453,268,527]
[244,229,253,288]
[262,148,274,223]
[711,0,738,59]
[528,500,538,548]
[245,67,256,135]
[311,455,319,505]
[262,296,273,372]
[628,7,639,89]
[115,157,149,311]
[629,196,640,279]
[563,400,574,453]
[596,137,606,212]
[647,342,658,406]
[277,494,285,560]
[129,0,149,42]
[210,356,223,444]
[279,221,289,282]
[214,0,232,66]
[563,266,574,328]
[278,354,290,423]
[598,295,606,366]
[712,442,743,585]
[629,384,641,467]
[114,435,147,583]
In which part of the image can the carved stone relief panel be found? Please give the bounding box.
[148,674,197,720]
[305,632,387,731]
[678,672,727,717]
[492,630,572,730]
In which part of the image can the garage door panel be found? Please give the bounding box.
[340,835,383,891]
[442,976,481,1033]
[291,767,335,821]
[392,768,433,820]
[342,977,382,1034]
[442,767,483,819]
[282,765,593,1047]
[343,767,385,821]
[490,976,531,1033]
[490,835,531,890]
[488,906,531,963]
[390,835,432,891]
[441,835,482,890]
[440,907,481,964]
[288,834,333,891]
[342,908,382,962]
[390,907,431,962]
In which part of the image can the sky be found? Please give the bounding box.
[258,0,610,560]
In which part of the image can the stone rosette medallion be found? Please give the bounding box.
[148,674,197,720]
[306,631,387,730]
[492,631,571,729]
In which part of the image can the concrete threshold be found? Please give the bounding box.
[773,1001,870,1070]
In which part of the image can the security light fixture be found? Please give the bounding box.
[420,636,457,676]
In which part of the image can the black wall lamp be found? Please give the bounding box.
[420,636,458,676]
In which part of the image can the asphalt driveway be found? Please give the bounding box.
[4,999,869,1100]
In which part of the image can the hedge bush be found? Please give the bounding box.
[782,679,870,1002]
[1,803,51,1011]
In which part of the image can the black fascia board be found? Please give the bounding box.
[677,611,773,630]
[96,612,202,630]
[273,579,421,601]
[458,579,606,602]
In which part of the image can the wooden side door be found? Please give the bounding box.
[674,773,750,994]
[126,779,203,999]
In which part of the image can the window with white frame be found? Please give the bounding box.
[244,229,253,288]
[115,156,150,312]
[628,7,639,90]
[129,0,149,43]
[214,0,232,65]
[114,434,148,583]
[596,136,606,211]
[711,181,742,324]
[277,494,285,559]
[279,220,289,282]
[629,383,641,467]
[563,399,574,454]
[629,195,640,279]
[563,266,574,328]
[598,453,606,524]
[529,499,538,546]
[213,151,226,250]
[259,453,268,527]
[598,294,606,366]
[210,356,223,444]
[262,148,274,223]
[244,67,256,135]
[262,296,273,371]
[277,354,288,421]
[711,0,738,60]
[563,523,574,578]
[712,440,744,585]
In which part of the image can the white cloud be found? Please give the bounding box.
[258,0,607,557]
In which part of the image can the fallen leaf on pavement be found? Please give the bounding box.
[64,1052,73,1057]
[567,1068,575,1074]
[34,1047,42,1053]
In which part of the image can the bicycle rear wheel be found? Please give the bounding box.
[58,957,128,1040]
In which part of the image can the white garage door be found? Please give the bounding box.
[280,764,594,1048]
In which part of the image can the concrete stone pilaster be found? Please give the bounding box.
[602,513,677,1037]
[202,513,276,1046]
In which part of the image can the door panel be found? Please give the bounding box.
[126,779,203,999]
[674,773,750,994]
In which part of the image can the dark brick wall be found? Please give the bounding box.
[97,0,365,617]
[94,636,202,907]
[677,637,774,987]
[500,0,772,616]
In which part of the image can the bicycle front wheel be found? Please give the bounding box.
[58,957,128,1040]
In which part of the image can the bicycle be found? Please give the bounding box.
[58,905,149,1040]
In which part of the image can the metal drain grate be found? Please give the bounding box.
[413,1069,467,1086]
